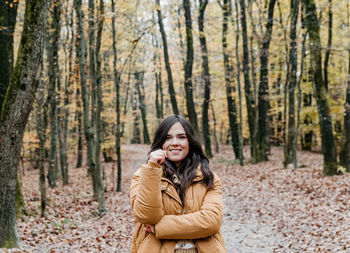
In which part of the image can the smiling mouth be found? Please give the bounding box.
[169,149,181,153]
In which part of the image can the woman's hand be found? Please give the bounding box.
[149,149,167,165]
[144,224,155,233]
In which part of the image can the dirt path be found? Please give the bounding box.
[220,196,283,252]
[212,147,284,252]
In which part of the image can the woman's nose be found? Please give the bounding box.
[170,137,180,145]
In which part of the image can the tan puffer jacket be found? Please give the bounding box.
[129,161,226,253]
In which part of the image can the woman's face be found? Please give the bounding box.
[162,122,189,167]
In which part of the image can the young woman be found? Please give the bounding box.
[130,115,226,253]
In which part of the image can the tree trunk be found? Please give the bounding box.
[74,18,83,168]
[131,83,141,144]
[152,30,164,121]
[135,71,151,144]
[222,0,242,161]
[36,80,48,217]
[340,50,350,172]
[294,32,307,168]
[155,0,179,115]
[239,0,257,162]
[121,69,131,138]
[59,2,74,185]
[0,0,18,114]
[111,0,122,192]
[323,0,332,91]
[183,0,199,134]
[15,173,26,218]
[277,1,291,162]
[232,0,244,165]
[75,0,105,212]
[303,0,338,175]
[248,3,257,107]
[198,0,212,158]
[93,0,105,211]
[155,70,162,120]
[285,0,300,167]
[176,6,186,69]
[75,86,83,168]
[0,0,26,217]
[0,0,50,247]
[210,102,219,153]
[257,0,276,162]
[47,0,61,188]
[88,0,97,194]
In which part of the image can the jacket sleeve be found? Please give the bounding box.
[154,174,223,239]
[129,161,164,224]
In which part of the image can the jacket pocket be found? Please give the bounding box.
[195,233,226,253]
[138,233,162,253]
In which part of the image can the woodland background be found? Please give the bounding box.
[0,0,350,250]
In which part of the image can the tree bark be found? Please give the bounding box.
[15,173,26,218]
[323,0,332,91]
[93,0,105,210]
[198,0,212,158]
[152,30,164,121]
[135,71,151,144]
[0,0,18,114]
[222,0,242,161]
[0,0,26,217]
[88,0,97,195]
[285,0,300,167]
[59,2,74,185]
[75,86,83,168]
[340,50,350,172]
[155,0,179,115]
[303,0,338,175]
[121,69,131,138]
[232,0,244,165]
[131,83,141,144]
[36,79,48,217]
[257,0,276,162]
[294,32,308,168]
[75,0,105,212]
[183,0,199,134]
[46,0,61,188]
[74,16,83,169]
[111,0,122,192]
[239,0,257,162]
[0,0,50,247]
[176,6,186,69]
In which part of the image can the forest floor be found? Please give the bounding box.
[2,144,350,253]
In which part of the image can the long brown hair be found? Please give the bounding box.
[149,115,214,205]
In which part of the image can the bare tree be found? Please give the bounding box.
[155,0,179,115]
[198,0,213,158]
[74,0,106,213]
[256,0,277,162]
[0,0,50,247]
[303,0,338,175]
[183,0,199,134]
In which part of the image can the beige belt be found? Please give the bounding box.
[175,240,197,250]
